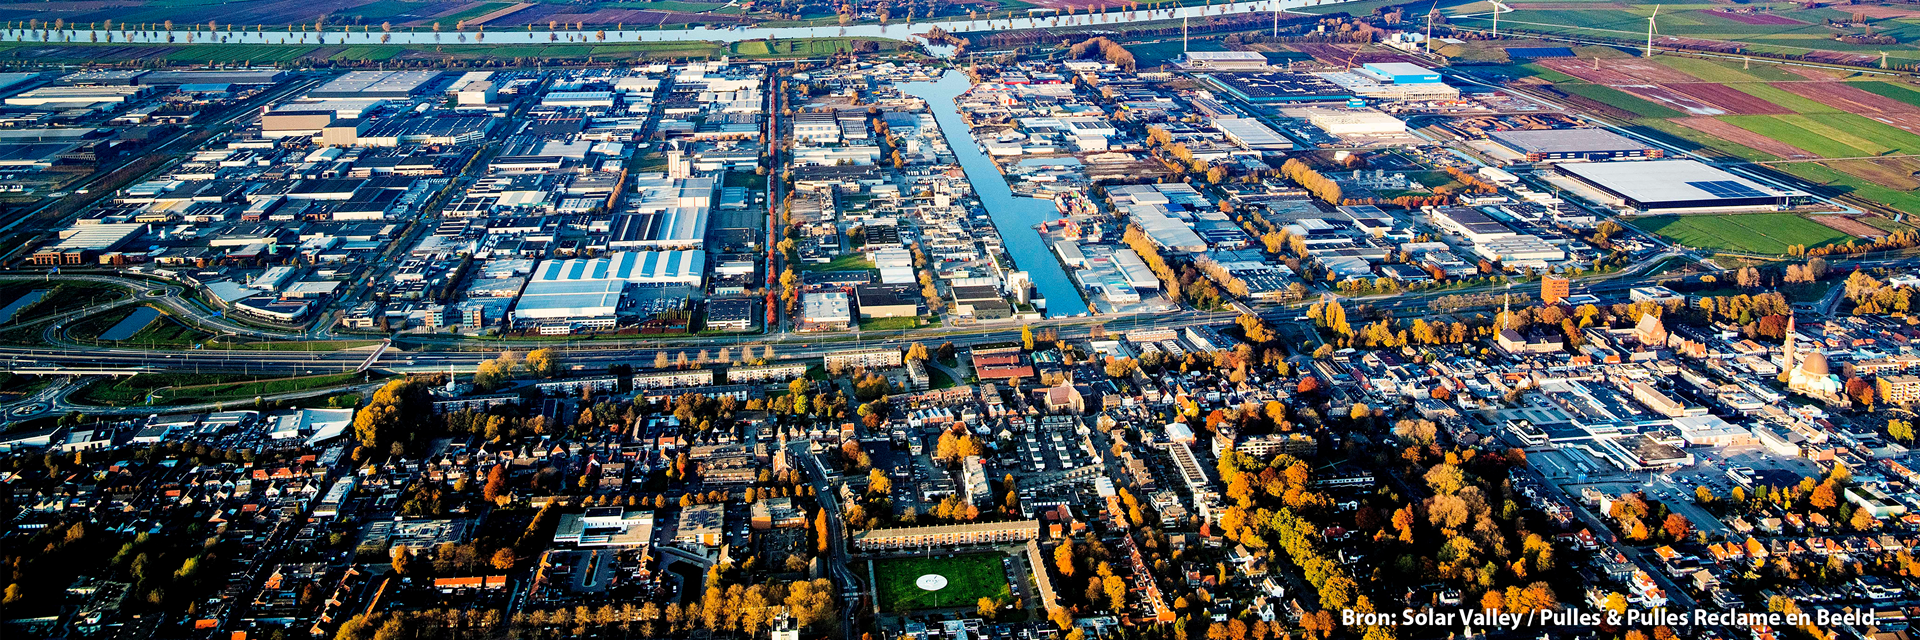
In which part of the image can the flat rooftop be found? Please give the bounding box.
[1488,128,1655,154]
[1557,159,1804,208]
[1204,72,1354,102]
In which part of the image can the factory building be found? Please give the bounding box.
[1556,160,1805,212]
[1213,117,1293,151]
[309,70,444,99]
[1486,129,1661,163]
[29,223,146,265]
[1204,72,1354,103]
[610,175,716,250]
[798,292,851,332]
[1305,109,1407,136]
[323,116,495,147]
[1430,207,1516,244]
[5,85,150,106]
[530,250,706,287]
[261,106,337,136]
[511,280,626,332]
[1177,51,1270,71]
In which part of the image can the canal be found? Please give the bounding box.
[899,71,1089,318]
[2,0,1321,48]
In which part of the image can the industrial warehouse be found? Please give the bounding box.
[1486,128,1663,163]
[1203,71,1355,103]
[1555,159,1807,213]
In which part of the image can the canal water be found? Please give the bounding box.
[899,71,1089,318]
[4,0,1314,48]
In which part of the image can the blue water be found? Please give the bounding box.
[899,71,1089,318]
[0,289,45,324]
[100,306,161,341]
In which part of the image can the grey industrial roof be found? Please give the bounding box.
[1487,128,1653,154]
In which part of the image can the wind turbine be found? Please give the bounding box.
[1644,6,1659,58]
[1490,1,1505,38]
[1425,0,1439,54]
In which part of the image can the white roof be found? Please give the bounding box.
[1214,117,1291,149]
[1186,51,1266,61]
[1558,159,1805,205]
[1364,62,1436,76]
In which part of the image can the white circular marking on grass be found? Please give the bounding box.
[916,574,949,591]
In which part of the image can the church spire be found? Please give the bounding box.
[1784,313,1797,372]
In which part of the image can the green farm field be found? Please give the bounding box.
[1477,51,1920,217]
[1625,213,1851,255]
[1434,0,1920,65]
[1853,81,1920,109]
[437,2,517,25]
[1722,114,1920,158]
[873,554,1012,612]
[1556,83,1684,119]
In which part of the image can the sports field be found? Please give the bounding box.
[873,554,1012,612]
[1626,213,1851,255]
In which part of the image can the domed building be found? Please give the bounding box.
[1788,351,1843,397]
[1782,315,1845,403]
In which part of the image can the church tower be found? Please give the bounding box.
[1783,313,1797,373]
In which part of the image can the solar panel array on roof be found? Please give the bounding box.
[1688,180,1768,199]
[1556,159,1804,211]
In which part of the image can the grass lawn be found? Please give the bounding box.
[216,339,386,351]
[859,316,931,331]
[873,553,1012,612]
[1626,213,1851,255]
[730,38,895,58]
[70,306,209,347]
[726,170,768,191]
[929,367,956,389]
[1125,38,1223,67]
[802,254,875,273]
[74,372,376,406]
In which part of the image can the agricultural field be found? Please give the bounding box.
[1433,0,1920,66]
[436,2,517,26]
[1625,213,1852,255]
[1485,49,1920,217]
[872,554,1013,612]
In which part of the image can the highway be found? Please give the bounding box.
[16,244,1920,383]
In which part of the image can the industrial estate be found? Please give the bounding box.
[11,1,1920,640]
